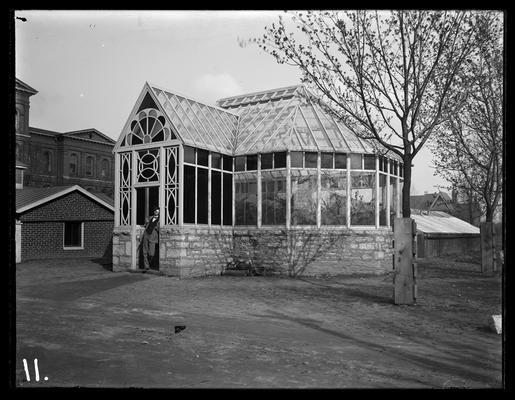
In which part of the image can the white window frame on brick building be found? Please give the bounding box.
[63,221,84,250]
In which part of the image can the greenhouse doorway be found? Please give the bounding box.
[136,186,160,271]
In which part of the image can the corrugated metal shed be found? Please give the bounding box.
[411,209,479,234]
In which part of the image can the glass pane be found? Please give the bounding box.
[235,179,257,225]
[246,155,257,171]
[321,152,333,169]
[196,168,208,224]
[211,170,221,225]
[184,146,195,164]
[350,154,362,169]
[379,174,388,226]
[64,222,81,247]
[211,152,222,169]
[364,154,376,170]
[350,172,375,225]
[335,153,347,169]
[184,165,195,223]
[261,175,286,225]
[222,155,233,172]
[291,174,317,225]
[223,173,233,225]
[305,152,318,168]
[235,156,246,171]
[393,161,398,175]
[197,149,209,167]
[274,152,287,169]
[291,151,303,168]
[261,153,273,170]
[399,163,404,177]
[321,171,347,225]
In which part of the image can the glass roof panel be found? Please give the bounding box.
[314,105,349,151]
[333,118,367,153]
[239,101,288,152]
[188,100,224,150]
[294,107,318,149]
[198,104,232,152]
[211,108,236,150]
[174,95,204,146]
[158,91,193,142]
[301,105,333,151]
[251,102,297,153]
[210,108,235,151]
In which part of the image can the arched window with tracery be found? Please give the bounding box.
[127,109,173,146]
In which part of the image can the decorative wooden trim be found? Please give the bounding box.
[375,156,380,229]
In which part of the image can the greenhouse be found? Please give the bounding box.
[112,83,404,277]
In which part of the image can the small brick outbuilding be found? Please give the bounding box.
[15,185,114,263]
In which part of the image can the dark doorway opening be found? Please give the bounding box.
[136,186,160,271]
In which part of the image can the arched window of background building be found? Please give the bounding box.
[69,153,78,176]
[43,151,52,173]
[86,155,95,176]
[101,159,109,178]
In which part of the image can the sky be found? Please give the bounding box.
[15,10,448,195]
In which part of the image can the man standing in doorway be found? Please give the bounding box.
[142,206,159,270]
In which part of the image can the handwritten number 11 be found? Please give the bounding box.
[22,358,48,382]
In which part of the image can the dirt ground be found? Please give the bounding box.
[14,254,503,388]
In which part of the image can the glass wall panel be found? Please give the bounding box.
[222,155,233,172]
[211,152,222,169]
[211,170,221,225]
[197,168,208,224]
[350,154,362,169]
[399,163,404,177]
[223,173,233,225]
[274,152,287,168]
[291,173,317,225]
[197,149,209,167]
[305,152,318,168]
[364,154,376,170]
[350,172,375,225]
[335,153,347,169]
[321,170,347,225]
[379,174,387,226]
[184,145,195,164]
[246,155,258,171]
[184,165,196,223]
[321,152,334,169]
[235,156,246,171]
[235,178,257,225]
[261,171,286,225]
[291,151,303,168]
[261,153,273,170]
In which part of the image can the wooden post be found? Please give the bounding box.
[481,222,494,274]
[393,218,416,305]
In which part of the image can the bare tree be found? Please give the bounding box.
[430,12,503,223]
[257,10,476,217]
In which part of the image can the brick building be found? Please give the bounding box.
[15,185,114,263]
[15,78,115,197]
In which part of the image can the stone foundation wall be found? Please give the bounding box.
[233,227,393,276]
[112,226,393,278]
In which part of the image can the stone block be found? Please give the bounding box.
[489,315,502,334]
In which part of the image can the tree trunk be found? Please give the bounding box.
[402,158,411,218]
